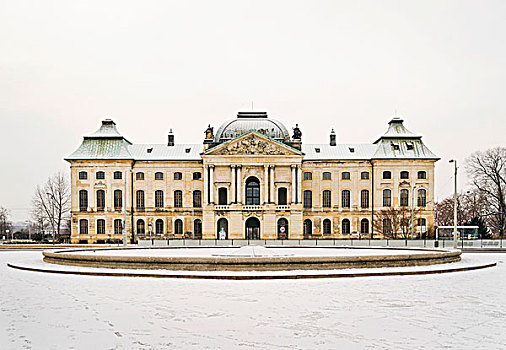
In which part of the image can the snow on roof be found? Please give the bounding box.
[302,144,377,160]
[129,144,203,160]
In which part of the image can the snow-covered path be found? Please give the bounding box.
[1,252,505,349]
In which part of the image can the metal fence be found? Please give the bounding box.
[138,238,505,249]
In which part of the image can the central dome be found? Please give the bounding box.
[215,112,290,143]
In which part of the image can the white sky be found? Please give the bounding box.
[1,0,505,222]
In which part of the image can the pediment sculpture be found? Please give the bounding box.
[213,134,288,155]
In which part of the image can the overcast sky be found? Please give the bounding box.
[1,0,505,222]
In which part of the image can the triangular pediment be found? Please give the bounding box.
[204,131,303,156]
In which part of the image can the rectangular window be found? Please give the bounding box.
[114,171,122,180]
[174,190,183,208]
[361,172,369,180]
[155,172,164,180]
[136,172,144,180]
[342,190,350,208]
[342,172,350,180]
[78,171,87,180]
[303,190,312,208]
[303,172,312,180]
[96,171,105,180]
[322,172,331,180]
[322,190,331,208]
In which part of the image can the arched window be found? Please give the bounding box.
[78,171,87,180]
[79,219,88,235]
[360,190,369,208]
[97,219,105,235]
[342,172,350,180]
[246,177,260,205]
[113,171,122,180]
[342,219,350,234]
[136,219,145,235]
[174,190,183,207]
[418,171,427,179]
[173,172,182,180]
[114,219,122,235]
[96,171,105,180]
[417,189,427,207]
[303,172,312,180]
[400,171,409,179]
[194,219,202,239]
[383,218,392,235]
[174,219,182,235]
[277,218,289,239]
[360,219,369,234]
[218,188,228,205]
[323,219,331,234]
[193,172,202,180]
[303,190,312,208]
[136,172,144,180]
[155,172,164,180]
[383,171,391,179]
[79,190,88,211]
[193,190,202,208]
[114,190,122,209]
[136,190,145,209]
[361,172,369,180]
[322,190,331,208]
[341,190,350,208]
[303,219,312,237]
[400,189,409,206]
[155,190,164,208]
[96,190,105,211]
[383,189,392,207]
[323,172,331,180]
[278,188,287,205]
[156,219,164,235]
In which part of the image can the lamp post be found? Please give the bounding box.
[46,192,58,244]
[190,190,194,240]
[449,159,458,249]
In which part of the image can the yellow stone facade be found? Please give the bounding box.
[67,114,437,243]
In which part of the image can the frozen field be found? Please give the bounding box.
[62,246,437,258]
[1,251,505,349]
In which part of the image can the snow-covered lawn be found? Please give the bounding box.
[1,251,505,349]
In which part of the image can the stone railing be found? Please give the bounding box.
[214,205,230,210]
[276,205,290,210]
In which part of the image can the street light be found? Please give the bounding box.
[449,159,458,249]
[411,185,416,240]
[46,192,57,244]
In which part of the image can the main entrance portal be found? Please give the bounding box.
[245,217,261,239]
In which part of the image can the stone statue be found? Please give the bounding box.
[205,124,214,140]
[292,124,302,139]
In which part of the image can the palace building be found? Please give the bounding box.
[66,111,438,243]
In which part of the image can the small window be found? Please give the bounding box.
[174,172,182,180]
[78,171,87,180]
[193,172,202,180]
[147,148,153,153]
[315,148,320,153]
[185,148,191,153]
[391,142,400,151]
[342,172,350,180]
[114,171,122,180]
[361,172,369,180]
[303,190,312,208]
[406,142,414,150]
[136,172,144,180]
[322,172,331,180]
[303,172,312,180]
[96,171,105,180]
[348,147,355,153]
[383,171,392,179]
[418,171,427,180]
[400,171,409,179]
[155,172,164,180]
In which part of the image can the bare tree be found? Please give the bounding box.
[374,207,413,239]
[466,147,506,236]
[31,172,71,241]
[0,206,13,239]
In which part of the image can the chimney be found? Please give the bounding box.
[168,129,174,146]
[330,128,336,146]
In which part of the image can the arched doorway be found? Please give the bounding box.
[277,218,288,239]
[303,219,312,238]
[245,217,261,239]
[217,218,228,239]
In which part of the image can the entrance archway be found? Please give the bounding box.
[245,217,261,240]
[217,218,228,239]
[277,218,288,239]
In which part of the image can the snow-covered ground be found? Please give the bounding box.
[61,246,437,258]
[1,252,505,349]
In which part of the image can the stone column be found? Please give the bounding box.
[291,165,296,204]
[297,165,302,204]
[264,165,269,204]
[209,165,214,204]
[231,165,236,204]
[204,165,209,204]
[237,166,242,204]
[269,165,275,204]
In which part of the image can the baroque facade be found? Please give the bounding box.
[66,111,438,243]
